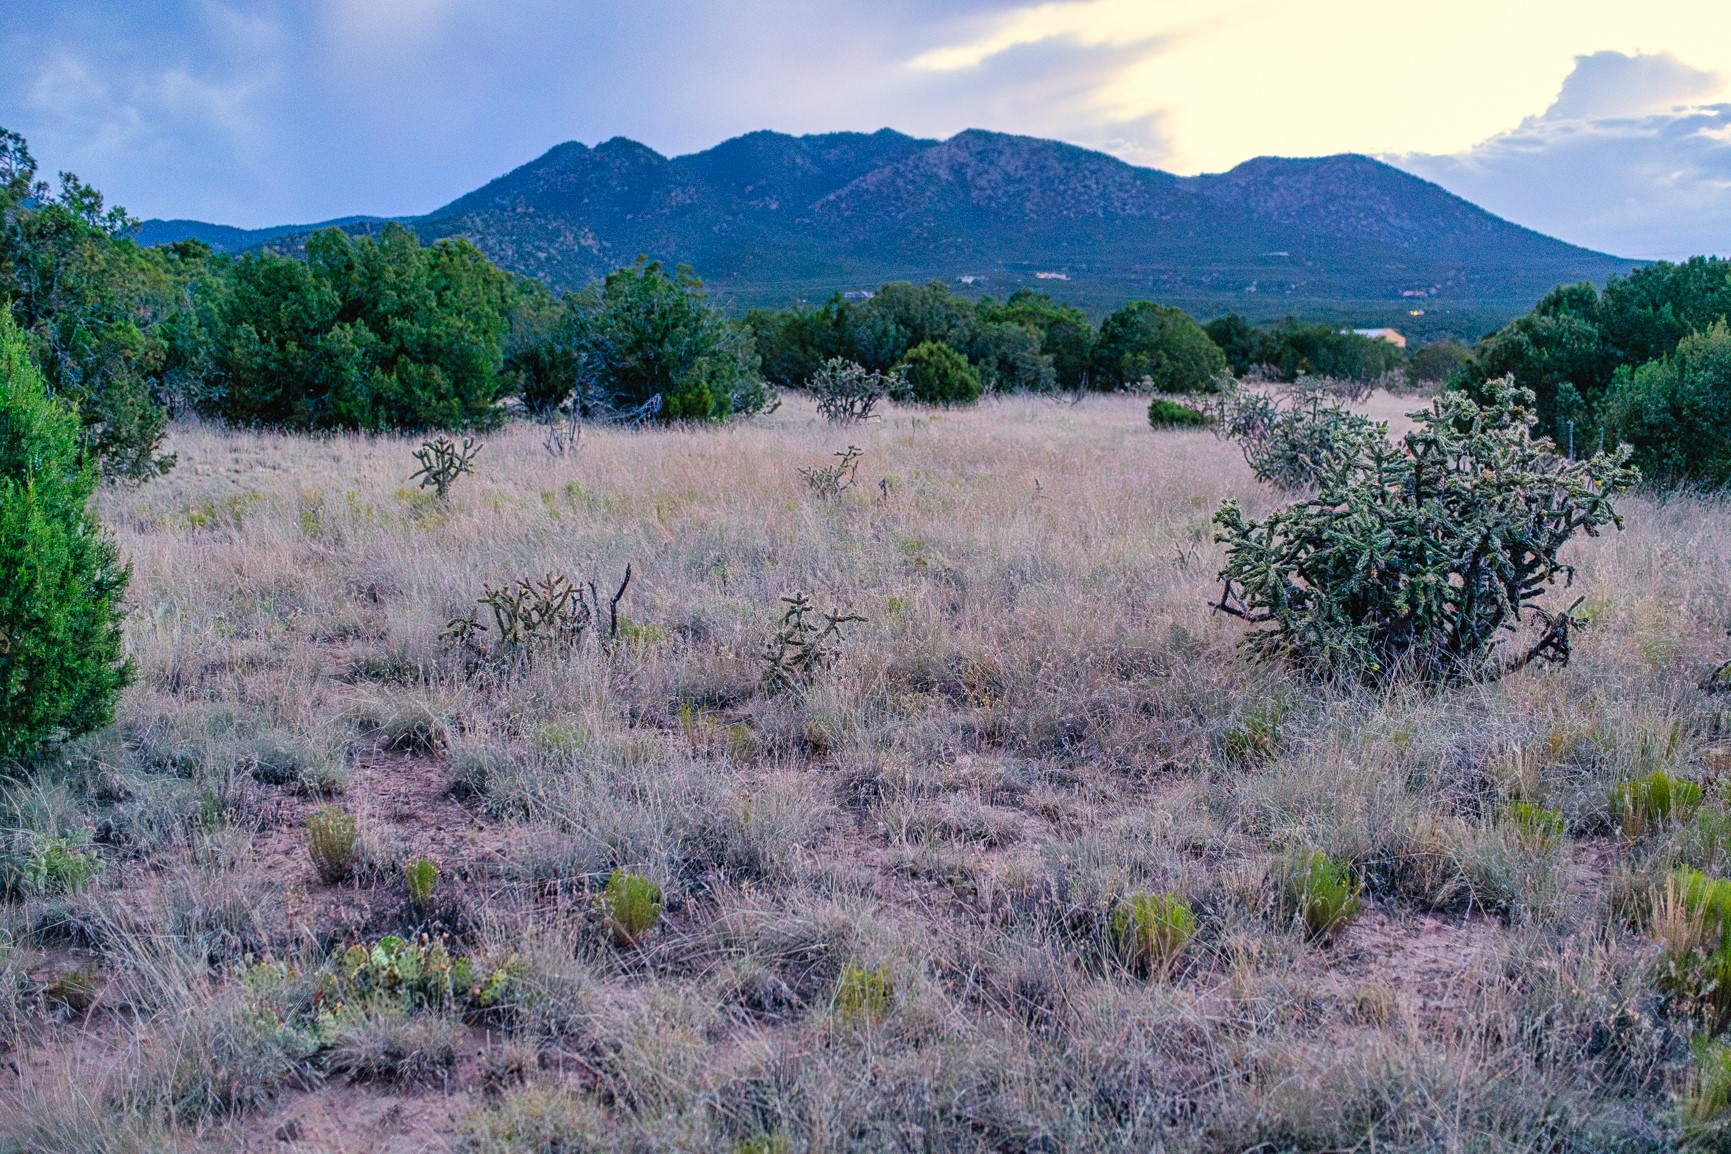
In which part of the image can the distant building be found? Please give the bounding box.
[1353,327,1407,349]
[959,275,979,285]
[1035,271,1069,280]
[843,289,875,301]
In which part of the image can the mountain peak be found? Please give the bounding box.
[134,127,1635,329]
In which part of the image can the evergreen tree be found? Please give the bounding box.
[0,309,132,760]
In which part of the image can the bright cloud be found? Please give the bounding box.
[1393,52,1731,259]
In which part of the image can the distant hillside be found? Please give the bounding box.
[133,128,1638,337]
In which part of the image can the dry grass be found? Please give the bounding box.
[3,390,1730,1150]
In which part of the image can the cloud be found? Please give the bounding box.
[1543,49,1721,120]
[1392,52,1731,260]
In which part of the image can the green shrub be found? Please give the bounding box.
[1685,1037,1731,1137]
[1610,770,1703,838]
[1214,378,1636,683]
[833,962,894,1022]
[1278,849,1362,942]
[560,258,770,422]
[1222,695,1293,765]
[1658,869,1731,1033]
[0,310,133,761]
[1602,321,1731,486]
[1500,801,1565,849]
[1092,300,1226,392]
[307,806,359,884]
[22,830,102,895]
[601,868,663,947]
[1146,397,1211,428]
[1109,892,1198,977]
[405,857,438,909]
[211,224,513,432]
[1407,341,1470,386]
[896,341,982,406]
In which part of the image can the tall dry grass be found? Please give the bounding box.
[1,390,1727,1151]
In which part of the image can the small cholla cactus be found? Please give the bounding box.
[411,435,481,499]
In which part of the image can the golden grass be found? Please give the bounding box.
[2,390,1730,1150]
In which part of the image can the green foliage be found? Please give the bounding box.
[1407,340,1470,385]
[748,284,1089,394]
[1461,257,1731,442]
[1278,849,1362,942]
[405,858,438,909]
[410,435,481,500]
[1602,322,1731,485]
[1684,1037,1731,1138]
[1092,300,1227,392]
[1216,384,1384,489]
[1214,379,1637,683]
[1610,770,1704,838]
[307,805,359,884]
[1658,869,1731,1035]
[896,340,982,406]
[1204,313,1404,384]
[1146,396,1211,428]
[833,962,894,1022]
[979,289,1094,390]
[1110,892,1198,978]
[761,593,866,695]
[0,126,182,479]
[601,868,663,947]
[0,310,132,759]
[210,223,512,431]
[1501,801,1565,849]
[1203,313,1260,377]
[22,829,102,895]
[1222,695,1294,765]
[561,258,769,422]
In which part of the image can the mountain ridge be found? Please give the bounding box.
[132,128,1637,335]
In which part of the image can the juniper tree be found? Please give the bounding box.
[0,310,132,759]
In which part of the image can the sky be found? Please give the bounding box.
[3,0,1730,259]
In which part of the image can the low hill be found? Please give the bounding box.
[133,128,1637,336]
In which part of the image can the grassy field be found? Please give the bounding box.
[3,391,1730,1152]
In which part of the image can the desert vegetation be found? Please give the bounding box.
[2,371,1731,1150]
[11,120,1731,1151]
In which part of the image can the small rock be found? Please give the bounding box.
[273,1119,302,1143]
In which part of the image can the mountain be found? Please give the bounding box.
[132,128,1638,336]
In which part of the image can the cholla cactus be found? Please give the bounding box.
[1213,377,1637,684]
[411,435,481,499]
[799,446,863,500]
[446,566,633,670]
[761,593,865,694]
[809,358,904,424]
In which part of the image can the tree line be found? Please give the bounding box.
[8,122,1731,485]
